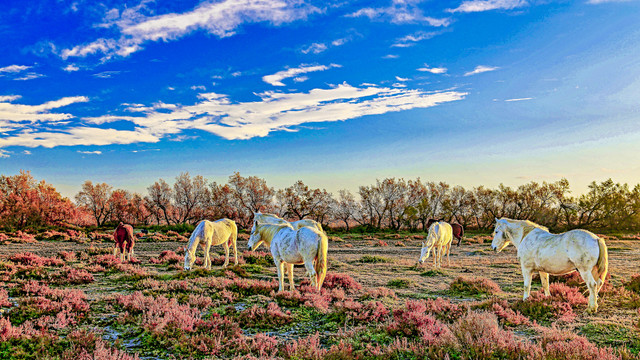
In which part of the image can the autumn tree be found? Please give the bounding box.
[146,179,173,225]
[332,189,357,231]
[75,180,113,226]
[173,172,209,224]
[228,172,274,227]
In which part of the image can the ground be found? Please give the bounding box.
[1,230,639,359]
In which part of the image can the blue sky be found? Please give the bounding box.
[1,0,639,197]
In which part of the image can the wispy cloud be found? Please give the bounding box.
[0,84,467,148]
[78,150,102,155]
[262,63,341,86]
[382,54,399,59]
[417,64,447,74]
[448,0,528,13]
[93,70,122,78]
[301,43,328,54]
[395,76,409,81]
[348,0,450,27]
[0,150,9,158]
[61,0,320,60]
[464,65,499,76]
[587,0,631,3]
[0,65,31,73]
[392,31,440,47]
[504,97,533,102]
[191,85,207,91]
[23,150,31,155]
[14,73,45,81]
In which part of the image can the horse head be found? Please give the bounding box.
[491,218,511,253]
[184,246,196,270]
[247,226,263,251]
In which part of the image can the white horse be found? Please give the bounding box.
[418,221,453,268]
[184,218,238,270]
[491,218,608,313]
[248,222,328,292]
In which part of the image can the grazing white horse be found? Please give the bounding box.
[184,218,238,270]
[491,218,608,313]
[418,221,453,268]
[248,222,328,292]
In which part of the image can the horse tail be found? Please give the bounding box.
[457,225,465,247]
[595,236,609,291]
[315,232,328,290]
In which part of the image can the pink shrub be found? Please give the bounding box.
[187,294,213,309]
[12,231,37,243]
[92,254,120,268]
[150,250,183,265]
[360,286,397,300]
[424,297,468,323]
[116,292,201,333]
[57,251,76,262]
[281,333,327,360]
[250,333,279,358]
[374,240,389,247]
[321,272,363,293]
[234,302,292,328]
[0,233,9,242]
[452,312,542,359]
[43,230,70,241]
[387,300,452,342]
[538,326,622,360]
[450,276,501,296]
[491,301,530,326]
[395,241,406,247]
[9,252,64,267]
[334,299,389,324]
[0,288,12,307]
[57,267,95,284]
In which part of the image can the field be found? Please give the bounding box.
[2,230,640,359]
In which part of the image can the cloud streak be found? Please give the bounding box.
[61,0,320,60]
[417,64,447,74]
[448,0,528,13]
[464,65,499,76]
[348,0,450,27]
[0,84,467,148]
[262,64,341,86]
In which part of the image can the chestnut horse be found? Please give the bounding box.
[426,218,464,246]
[113,222,135,262]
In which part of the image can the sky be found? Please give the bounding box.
[1,0,640,198]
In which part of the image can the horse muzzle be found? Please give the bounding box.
[492,246,498,253]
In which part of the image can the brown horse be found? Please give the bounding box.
[113,222,135,262]
[426,219,464,246]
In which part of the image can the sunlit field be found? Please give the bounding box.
[2,228,640,359]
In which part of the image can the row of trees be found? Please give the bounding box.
[2,171,640,232]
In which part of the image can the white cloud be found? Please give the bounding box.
[382,54,399,59]
[301,42,327,54]
[191,85,207,91]
[263,63,341,86]
[0,96,89,132]
[23,150,31,155]
[293,76,308,83]
[63,64,80,72]
[61,0,320,60]
[417,64,447,74]
[0,149,9,158]
[77,150,103,154]
[448,0,528,13]
[14,73,45,81]
[395,76,409,81]
[0,65,31,73]
[93,71,122,78]
[504,97,533,102]
[392,31,440,47]
[0,84,467,148]
[464,65,499,76]
[348,0,449,27]
[587,0,632,3]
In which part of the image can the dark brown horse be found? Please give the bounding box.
[113,222,135,261]
[426,219,464,246]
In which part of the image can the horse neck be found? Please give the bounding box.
[187,233,200,255]
[505,222,530,249]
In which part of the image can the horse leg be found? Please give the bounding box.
[579,269,599,313]
[522,267,533,300]
[222,242,230,268]
[303,259,318,290]
[113,246,118,257]
[275,259,286,292]
[287,263,295,291]
[539,272,550,296]
[204,242,212,270]
[232,238,238,266]
[432,248,437,267]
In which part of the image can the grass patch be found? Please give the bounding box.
[449,276,501,297]
[421,269,445,277]
[580,322,640,353]
[358,255,392,264]
[387,278,413,288]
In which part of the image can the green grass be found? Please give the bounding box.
[387,278,413,288]
[421,269,445,277]
[580,323,640,354]
[358,255,392,264]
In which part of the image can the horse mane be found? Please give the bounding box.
[257,223,292,240]
[500,218,549,238]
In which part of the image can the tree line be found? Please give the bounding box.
[2,170,640,232]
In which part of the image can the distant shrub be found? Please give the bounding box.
[424,297,468,323]
[322,273,362,293]
[57,251,76,262]
[374,240,389,247]
[387,300,452,342]
[55,267,95,285]
[625,274,640,294]
[232,302,292,329]
[512,284,586,323]
[360,287,397,300]
[449,276,501,296]
[9,252,64,267]
[242,250,273,266]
